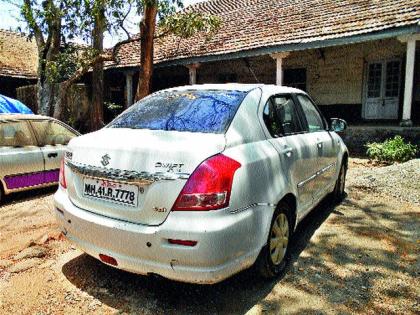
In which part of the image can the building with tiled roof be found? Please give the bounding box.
[0,29,38,98]
[108,0,419,67]
[104,0,420,126]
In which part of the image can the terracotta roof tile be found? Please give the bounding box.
[0,29,38,79]
[107,0,420,69]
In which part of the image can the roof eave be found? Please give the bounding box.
[155,24,420,68]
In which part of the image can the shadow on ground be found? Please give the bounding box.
[61,190,419,314]
[0,185,57,207]
[61,196,342,314]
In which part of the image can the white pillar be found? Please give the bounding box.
[401,39,416,126]
[271,52,290,85]
[125,72,133,108]
[186,63,200,85]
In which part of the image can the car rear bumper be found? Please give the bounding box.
[54,188,264,284]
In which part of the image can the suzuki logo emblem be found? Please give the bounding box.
[101,154,111,167]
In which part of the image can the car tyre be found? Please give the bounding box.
[256,201,293,279]
[333,160,347,203]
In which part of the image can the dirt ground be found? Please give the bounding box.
[0,158,419,315]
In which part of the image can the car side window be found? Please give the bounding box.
[0,121,36,147]
[297,94,325,132]
[263,94,303,137]
[31,120,76,146]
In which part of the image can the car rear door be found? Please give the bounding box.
[0,120,45,191]
[29,119,78,185]
[261,94,318,213]
[295,94,338,201]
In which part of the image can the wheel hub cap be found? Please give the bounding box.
[270,213,289,265]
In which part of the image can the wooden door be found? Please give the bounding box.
[364,60,401,120]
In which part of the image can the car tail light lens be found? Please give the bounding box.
[171,154,241,211]
[59,158,67,189]
[168,239,198,247]
[99,254,118,266]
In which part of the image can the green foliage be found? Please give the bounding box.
[105,101,123,111]
[366,136,418,163]
[45,45,99,83]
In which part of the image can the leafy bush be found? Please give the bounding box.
[366,136,418,163]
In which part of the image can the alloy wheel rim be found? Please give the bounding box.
[270,213,289,265]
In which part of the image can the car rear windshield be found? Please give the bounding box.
[107,89,248,133]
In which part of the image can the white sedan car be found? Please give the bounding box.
[54,84,348,284]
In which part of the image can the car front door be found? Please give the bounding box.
[29,119,78,185]
[295,94,338,201]
[0,120,45,192]
[261,94,318,214]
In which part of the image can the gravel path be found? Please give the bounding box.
[348,159,420,205]
[0,158,419,314]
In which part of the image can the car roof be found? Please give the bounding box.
[162,83,305,94]
[0,114,52,122]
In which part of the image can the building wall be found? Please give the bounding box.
[194,38,417,123]
[197,55,275,85]
[284,39,406,106]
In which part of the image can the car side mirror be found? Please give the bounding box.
[330,118,347,132]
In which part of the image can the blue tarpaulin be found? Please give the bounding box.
[0,94,33,114]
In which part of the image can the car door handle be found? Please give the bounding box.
[281,147,293,157]
[48,152,58,158]
[316,140,323,148]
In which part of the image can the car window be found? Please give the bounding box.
[108,90,248,134]
[0,121,36,147]
[297,95,325,132]
[31,120,76,146]
[263,94,303,137]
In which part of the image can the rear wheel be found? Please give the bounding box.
[333,160,347,203]
[256,202,293,278]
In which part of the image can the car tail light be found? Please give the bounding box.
[171,154,241,211]
[99,254,118,266]
[59,158,67,189]
[168,239,198,247]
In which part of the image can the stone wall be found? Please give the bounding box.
[16,83,90,132]
[284,39,406,106]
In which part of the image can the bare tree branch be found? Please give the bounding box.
[64,53,113,88]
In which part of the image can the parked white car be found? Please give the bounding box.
[54,84,348,284]
[0,114,79,203]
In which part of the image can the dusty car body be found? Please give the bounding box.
[54,84,348,284]
[0,114,79,202]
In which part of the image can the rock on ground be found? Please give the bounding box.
[14,246,48,260]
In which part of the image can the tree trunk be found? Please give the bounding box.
[135,4,158,101]
[91,6,106,131]
[38,79,57,116]
[35,0,61,117]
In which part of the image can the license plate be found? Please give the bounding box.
[83,178,139,207]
